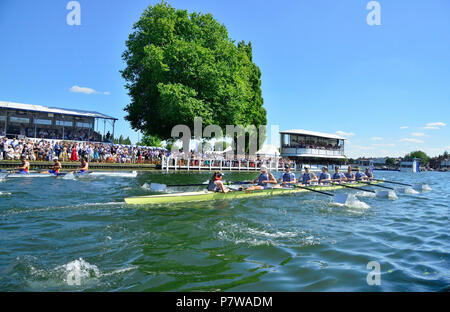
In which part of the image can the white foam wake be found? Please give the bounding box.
[88,171,138,178]
[334,194,370,210]
[375,190,398,200]
[53,258,138,286]
[396,187,419,195]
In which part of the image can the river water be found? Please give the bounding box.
[0,171,448,291]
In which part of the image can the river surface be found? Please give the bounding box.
[0,171,448,291]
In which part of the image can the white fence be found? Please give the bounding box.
[161,157,350,172]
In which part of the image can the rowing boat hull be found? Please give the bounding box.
[2,171,138,178]
[124,182,380,205]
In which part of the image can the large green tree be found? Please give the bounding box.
[404,151,430,164]
[137,132,162,147]
[121,2,266,140]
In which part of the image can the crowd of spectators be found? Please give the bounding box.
[282,141,342,150]
[0,137,167,164]
[1,126,106,142]
[0,136,288,168]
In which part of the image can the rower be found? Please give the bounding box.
[247,165,279,191]
[345,166,355,182]
[318,166,332,185]
[332,166,346,183]
[46,157,62,175]
[76,157,89,174]
[365,167,374,180]
[354,167,368,182]
[278,165,296,187]
[15,156,30,174]
[299,166,318,185]
[207,171,231,193]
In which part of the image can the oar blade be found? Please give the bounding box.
[414,184,432,192]
[375,190,398,199]
[62,172,75,180]
[333,193,370,209]
[333,193,350,205]
[396,187,419,195]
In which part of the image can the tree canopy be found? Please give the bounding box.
[137,133,162,147]
[121,2,266,140]
[113,135,132,145]
[385,157,395,166]
[404,151,430,164]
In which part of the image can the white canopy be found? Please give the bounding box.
[280,129,346,140]
[205,145,233,155]
[0,101,117,120]
[256,144,280,157]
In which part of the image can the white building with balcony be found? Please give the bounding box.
[280,129,347,163]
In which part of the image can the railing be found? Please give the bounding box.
[161,157,296,172]
[281,147,345,157]
[161,157,351,172]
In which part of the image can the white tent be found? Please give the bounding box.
[256,144,280,157]
[205,145,233,155]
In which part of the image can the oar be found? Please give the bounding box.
[360,181,395,190]
[297,185,350,205]
[298,185,334,196]
[225,181,252,185]
[374,179,412,186]
[150,181,253,191]
[333,183,376,193]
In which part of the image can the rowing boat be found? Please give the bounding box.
[1,171,138,178]
[124,181,381,205]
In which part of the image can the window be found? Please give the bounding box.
[0,116,6,121]
[34,118,52,125]
[56,120,73,127]
[10,116,30,123]
[76,122,93,128]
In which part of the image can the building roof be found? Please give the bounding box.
[280,129,347,140]
[0,101,117,120]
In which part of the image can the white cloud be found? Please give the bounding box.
[336,131,355,137]
[426,122,446,127]
[70,85,110,95]
[371,137,383,141]
[422,126,439,130]
[411,132,425,137]
[400,126,408,129]
[351,145,374,151]
[372,143,396,147]
[399,138,424,144]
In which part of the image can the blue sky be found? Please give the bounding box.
[0,0,449,158]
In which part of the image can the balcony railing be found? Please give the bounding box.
[281,147,345,157]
